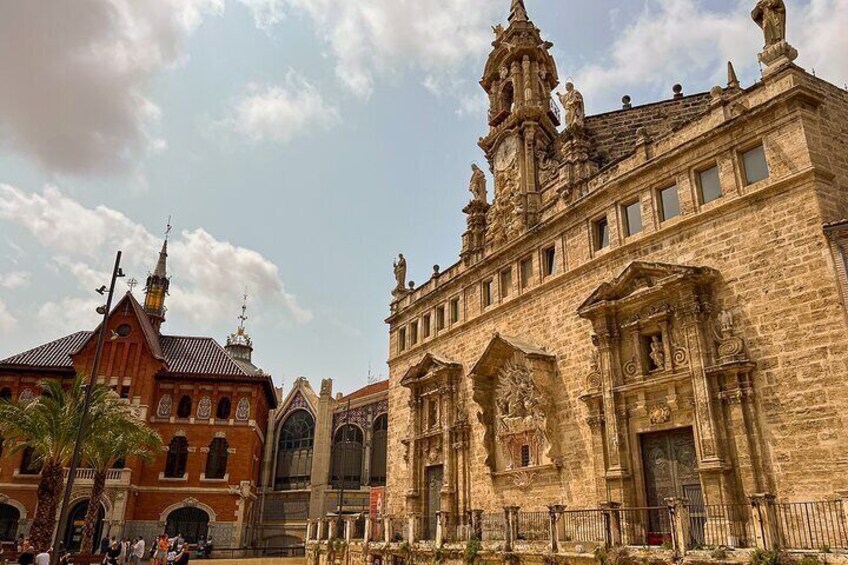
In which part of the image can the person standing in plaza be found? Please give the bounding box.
[18,540,34,565]
[34,547,50,565]
[130,538,145,565]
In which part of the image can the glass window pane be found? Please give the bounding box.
[596,218,609,249]
[625,201,642,236]
[520,257,533,288]
[743,145,769,185]
[698,166,722,204]
[659,185,681,221]
[500,268,512,298]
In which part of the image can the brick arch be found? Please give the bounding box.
[158,499,217,523]
[0,497,28,520]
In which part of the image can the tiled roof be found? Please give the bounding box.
[0,331,92,369]
[339,379,389,402]
[160,336,256,376]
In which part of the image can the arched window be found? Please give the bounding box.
[165,507,209,544]
[502,81,515,114]
[176,396,192,419]
[205,438,229,479]
[370,414,388,486]
[216,397,232,420]
[20,446,42,475]
[0,504,20,541]
[165,436,188,478]
[0,388,11,401]
[331,424,363,490]
[274,411,315,491]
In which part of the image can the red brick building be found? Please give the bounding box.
[0,238,277,550]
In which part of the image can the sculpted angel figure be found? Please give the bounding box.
[752,0,787,47]
[393,253,407,292]
[469,164,488,203]
[650,335,665,371]
[558,82,585,128]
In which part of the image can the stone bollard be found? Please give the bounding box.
[547,505,565,553]
[600,502,622,548]
[749,493,779,550]
[665,497,690,556]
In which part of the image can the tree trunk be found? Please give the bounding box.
[80,470,107,554]
[29,461,64,552]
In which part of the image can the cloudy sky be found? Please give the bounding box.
[0,0,846,394]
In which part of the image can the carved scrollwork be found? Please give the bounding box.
[623,358,638,377]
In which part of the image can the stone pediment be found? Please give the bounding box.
[470,333,553,379]
[578,262,717,315]
[400,353,461,388]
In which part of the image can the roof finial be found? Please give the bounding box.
[165,215,172,241]
[727,61,740,89]
[509,0,528,22]
[238,288,249,331]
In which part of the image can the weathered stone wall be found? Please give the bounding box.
[385,67,848,516]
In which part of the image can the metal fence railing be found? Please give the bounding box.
[776,500,848,550]
[619,506,672,547]
[516,512,548,542]
[687,503,753,549]
[388,516,406,542]
[561,509,606,543]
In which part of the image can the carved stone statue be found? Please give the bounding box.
[719,309,734,335]
[469,164,488,203]
[752,0,787,47]
[649,335,665,371]
[558,82,585,128]
[393,253,407,294]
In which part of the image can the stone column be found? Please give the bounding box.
[600,502,622,547]
[310,380,335,519]
[344,517,353,543]
[363,514,372,545]
[317,518,325,541]
[383,517,391,544]
[547,505,565,553]
[503,506,519,552]
[306,519,314,542]
[749,493,778,550]
[408,513,419,544]
[666,498,690,556]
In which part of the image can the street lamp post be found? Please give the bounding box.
[50,251,124,564]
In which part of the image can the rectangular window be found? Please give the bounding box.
[120,385,131,399]
[500,268,513,299]
[520,256,533,288]
[398,328,406,352]
[698,165,722,204]
[482,279,493,307]
[658,185,681,222]
[742,145,769,185]
[520,444,531,468]
[409,321,418,345]
[436,306,446,330]
[595,217,610,250]
[450,298,460,324]
[623,200,643,236]
[542,246,556,277]
[422,314,431,338]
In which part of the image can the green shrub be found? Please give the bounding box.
[464,537,482,564]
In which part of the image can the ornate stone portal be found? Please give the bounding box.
[578,262,765,507]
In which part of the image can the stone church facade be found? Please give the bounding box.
[385,0,848,541]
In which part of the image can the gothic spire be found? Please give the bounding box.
[509,0,528,22]
[226,290,254,364]
[143,219,172,332]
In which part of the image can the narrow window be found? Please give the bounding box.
[658,185,681,222]
[624,201,643,236]
[119,386,130,399]
[450,298,460,324]
[409,321,418,345]
[0,388,11,401]
[742,145,769,185]
[436,306,446,331]
[164,436,188,478]
[422,314,431,338]
[698,165,722,204]
[520,256,533,288]
[482,279,493,307]
[216,397,232,420]
[500,268,512,298]
[542,246,556,276]
[331,425,364,490]
[20,446,42,475]
[370,414,388,486]
[205,438,229,479]
[520,445,531,468]
[398,328,407,352]
[595,217,610,250]
[176,395,192,419]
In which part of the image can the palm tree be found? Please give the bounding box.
[79,397,162,554]
[0,376,109,551]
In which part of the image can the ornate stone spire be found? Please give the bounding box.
[143,220,171,332]
[727,61,740,90]
[226,291,254,363]
[509,0,528,22]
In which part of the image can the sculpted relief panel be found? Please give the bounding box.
[495,360,548,470]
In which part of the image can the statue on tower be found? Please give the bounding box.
[558,82,585,129]
[469,164,488,204]
[392,253,408,297]
[752,0,787,47]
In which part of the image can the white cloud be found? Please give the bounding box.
[0,0,222,175]
[36,297,101,338]
[0,299,18,335]
[235,0,286,30]
[225,73,341,143]
[280,0,500,98]
[0,271,31,290]
[571,0,848,113]
[0,184,312,334]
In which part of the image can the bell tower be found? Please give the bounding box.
[479,0,560,248]
[144,222,171,332]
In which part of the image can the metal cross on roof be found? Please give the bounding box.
[127,278,139,293]
[238,290,249,328]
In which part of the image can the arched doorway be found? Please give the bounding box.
[63,500,104,552]
[0,504,20,541]
[165,507,209,543]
